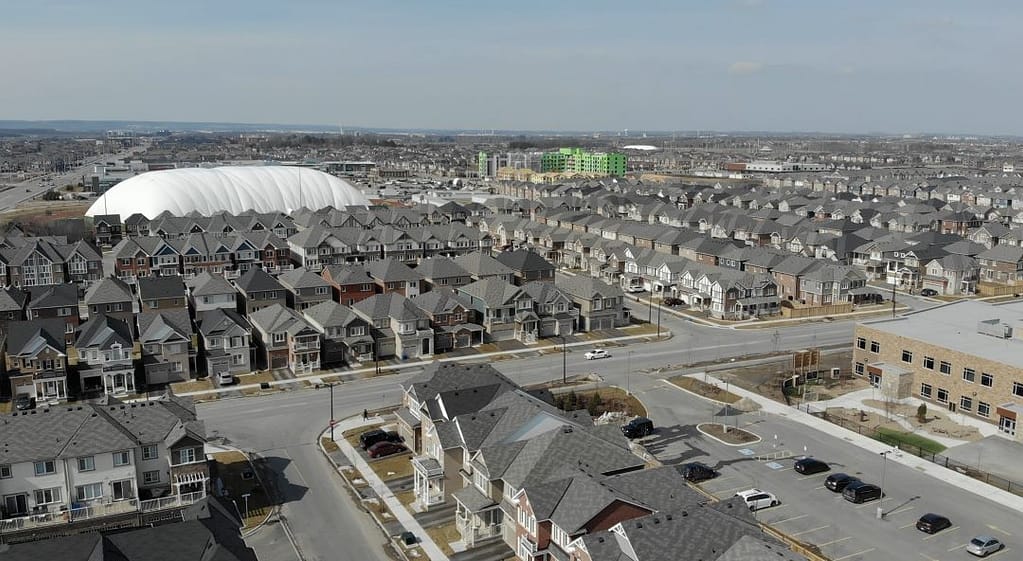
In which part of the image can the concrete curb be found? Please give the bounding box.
[686,372,1023,514]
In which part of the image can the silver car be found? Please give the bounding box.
[966,536,1003,557]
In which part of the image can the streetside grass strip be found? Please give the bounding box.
[875,427,947,454]
[670,376,742,404]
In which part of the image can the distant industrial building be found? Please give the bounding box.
[724,160,829,173]
[478,148,626,178]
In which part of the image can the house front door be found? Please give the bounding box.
[1000,416,1016,437]
[4,493,28,516]
[421,338,431,355]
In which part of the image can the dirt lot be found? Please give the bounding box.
[552,387,647,417]
[710,350,868,404]
[670,376,741,404]
[699,423,759,444]
[861,399,982,441]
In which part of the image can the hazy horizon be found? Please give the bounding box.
[2,1,1021,136]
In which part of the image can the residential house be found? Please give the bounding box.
[137,276,188,313]
[27,284,80,345]
[137,309,194,386]
[352,293,434,359]
[59,241,105,287]
[457,279,538,342]
[495,249,556,285]
[302,300,374,367]
[799,265,871,306]
[5,318,69,403]
[234,268,286,316]
[0,287,28,333]
[278,267,332,310]
[977,244,1023,285]
[416,256,472,292]
[555,276,628,332]
[453,251,515,284]
[366,259,424,298]
[92,213,123,247]
[321,263,377,306]
[71,314,138,397]
[195,309,252,377]
[923,254,980,296]
[521,281,578,337]
[410,288,483,352]
[84,276,136,324]
[248,304,321,373]
[186,271,239,313]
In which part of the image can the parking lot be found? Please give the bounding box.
[641,411,1017,561]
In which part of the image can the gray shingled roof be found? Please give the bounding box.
[84,276,134,305]
[278,267,331,290]
[76,314,134,349]
[458,278,524,307]
[366,259,424,283]
[453,251,514,278]
[234,267,284,294]
[555,275,623,300]
[495,249,555,273]
[137,275,187,300]
[187,271,237,296]
[416,256,470,281]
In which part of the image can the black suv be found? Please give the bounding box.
[793,457,830,475]
[359,429,402,450]
[824,473,859,492]
[842,481,882,503]
[680,462,717,482]
[621,417,654,439]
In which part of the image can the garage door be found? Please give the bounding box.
[271,356,288,369]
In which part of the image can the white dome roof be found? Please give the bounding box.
[86,166,370,218]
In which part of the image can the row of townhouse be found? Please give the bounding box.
[393,363,807,561]
[0,395,209,539]
[0,234,104,289]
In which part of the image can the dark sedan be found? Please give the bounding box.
[824,473,859,492]
[367,441,408,459]
[680,462,717,483]
[916,513,952,534]
[793,457,830,475]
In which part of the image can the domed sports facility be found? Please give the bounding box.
[85,166,370,218]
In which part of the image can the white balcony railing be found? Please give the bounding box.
[0,490,206,535]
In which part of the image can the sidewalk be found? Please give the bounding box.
[173,329,671,398]
[685,372,1023,514]
[322,415,448,561]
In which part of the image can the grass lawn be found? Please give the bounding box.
[425,521,460,557]
[212,451,273,529]
[171,378,214,394]
[343,424,383,449]
[875,428,947,454]
[321,437,340,453]
[0,401,11,414]
[367,453,413,482]
[395,489,416,507]
[237,370,276,386]
[670,376,741,404]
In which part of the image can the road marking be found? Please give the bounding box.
[818,536,852,547]
[987,524,1012,536]
[716,486,751,496]
[814,485,826,490]
[923,526,958,540]
[919,554,941,561]
[886,505,915,517]
[853,502,878,509]
[791,525,829,537]
[834,548,875,560]
[899,522,917,529]
[948,544,967,552]
[799,473,826,481]
[771,514,809,525]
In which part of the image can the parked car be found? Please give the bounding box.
[735,488,780,511]
[966,536,1004,557]
[842,481,882,503]
[359,429,402,450]
[584,348,611,360]
[367,441,408,459]
[14,395,35,411]
[621,417,654,439]
[680,462,717,482]
[217,372,235,385]
[824,473,859,492]
[916,513,951,534]
[625,285,645,293]
[793,457,830,475]
[920,288,939,297]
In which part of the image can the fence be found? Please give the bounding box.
[779,302,853,319]
[798,403,1023,497]
[976,282,1021,297]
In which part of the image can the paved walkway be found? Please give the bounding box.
[325,415,449,561]
[685,372,1023,514]
[172,329,670,398]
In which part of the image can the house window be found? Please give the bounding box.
[854,362,864,375]
[959,396,973,412]
[34,487,61,505]
[936,388,949,404]
[76,483,103,501]
[923,356,934,370]
[978,402,991,417]
[869,341,880,353]
[111,479,135,501]
[920,383,932,398]
[0,464,11,479]
[962,368,976,383]
[273,332,286,344]
[981,372,994,387]
[901,350,913,363]
[78,456,95,472]
[175,447,198,465]
[939,361,951,375]
[316,286,328,295]
[34,460,56,476]
[149,300,158,309]
[1013,382,1023,397]
[551,524,570,548]
[142,445,158,460]
[113,451,131,466]
[143,470,161,485]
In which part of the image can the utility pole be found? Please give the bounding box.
[561,335,568,385]
[656,301,662,339]
[627,351,633,396]
[328,382,336,441]
[891,279,896,318]
[877,450,892,520]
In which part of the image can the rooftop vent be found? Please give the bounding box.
[977,318,1012,339]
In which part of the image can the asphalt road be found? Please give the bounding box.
[0,148,136,211]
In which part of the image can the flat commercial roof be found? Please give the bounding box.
[861,300,1023,370]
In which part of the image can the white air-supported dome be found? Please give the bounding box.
[86,166,370,218]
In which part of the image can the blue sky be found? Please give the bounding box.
[1,1,1020,134]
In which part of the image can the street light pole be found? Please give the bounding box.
[656,301,661,339]
[328,382,336,441]
[877,450,892,520]
[561,336,567,385]
[627,351,632,396]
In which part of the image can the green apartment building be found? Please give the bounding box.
[541,147,627,176]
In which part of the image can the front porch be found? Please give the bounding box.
[453,485,502,548]
[81,365,135,397]
[33,374,68,402]
[411,456,445,510]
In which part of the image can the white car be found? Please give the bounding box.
[584,349,611,360]
[625,285,645,293]
[216,372,235,386]
[735,488,780,511]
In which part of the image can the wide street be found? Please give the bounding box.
[0,147,137,211]
[198,292,972,561]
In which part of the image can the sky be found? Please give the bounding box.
[1,0,1021,135]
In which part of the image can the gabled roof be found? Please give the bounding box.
[28,283,78,309]
[137,309,193,343]
[410,287,472,315]
[278,267,331,290]
[415,256,470,280]
[302,300,363,329]
[352,292,428,322]
[6,318,67,356]
[137,275,187,300]
[366,258,424,283]
[453,251,514,278]
[234,267,284,294]
[495,248,555,273]
[195,308,251,337]
[84,276,135,305]
[76,314,134,350]
[248,303,317,336]
[322,263,375,285]
[458,278,525,307]
[556,275,624,300]
[186,271,237,296]
[0,286,28,313]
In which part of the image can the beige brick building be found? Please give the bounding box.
[852,300,1023,441]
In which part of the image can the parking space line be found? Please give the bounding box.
[987,547,1011,558]
[791,525,830,537]
[919,553,941,561]
[799,473,826,481]
[813,485,826,490]
[771,514,808,525]
[923,526,958,540]
[715,486,750,496]
[886,505,915,517]
[853,502,878,509]
[987,524,1013,537]
[818,536,852,547]
[899,522,917,529]
[834,548,875,560]
[948,544,967,552]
